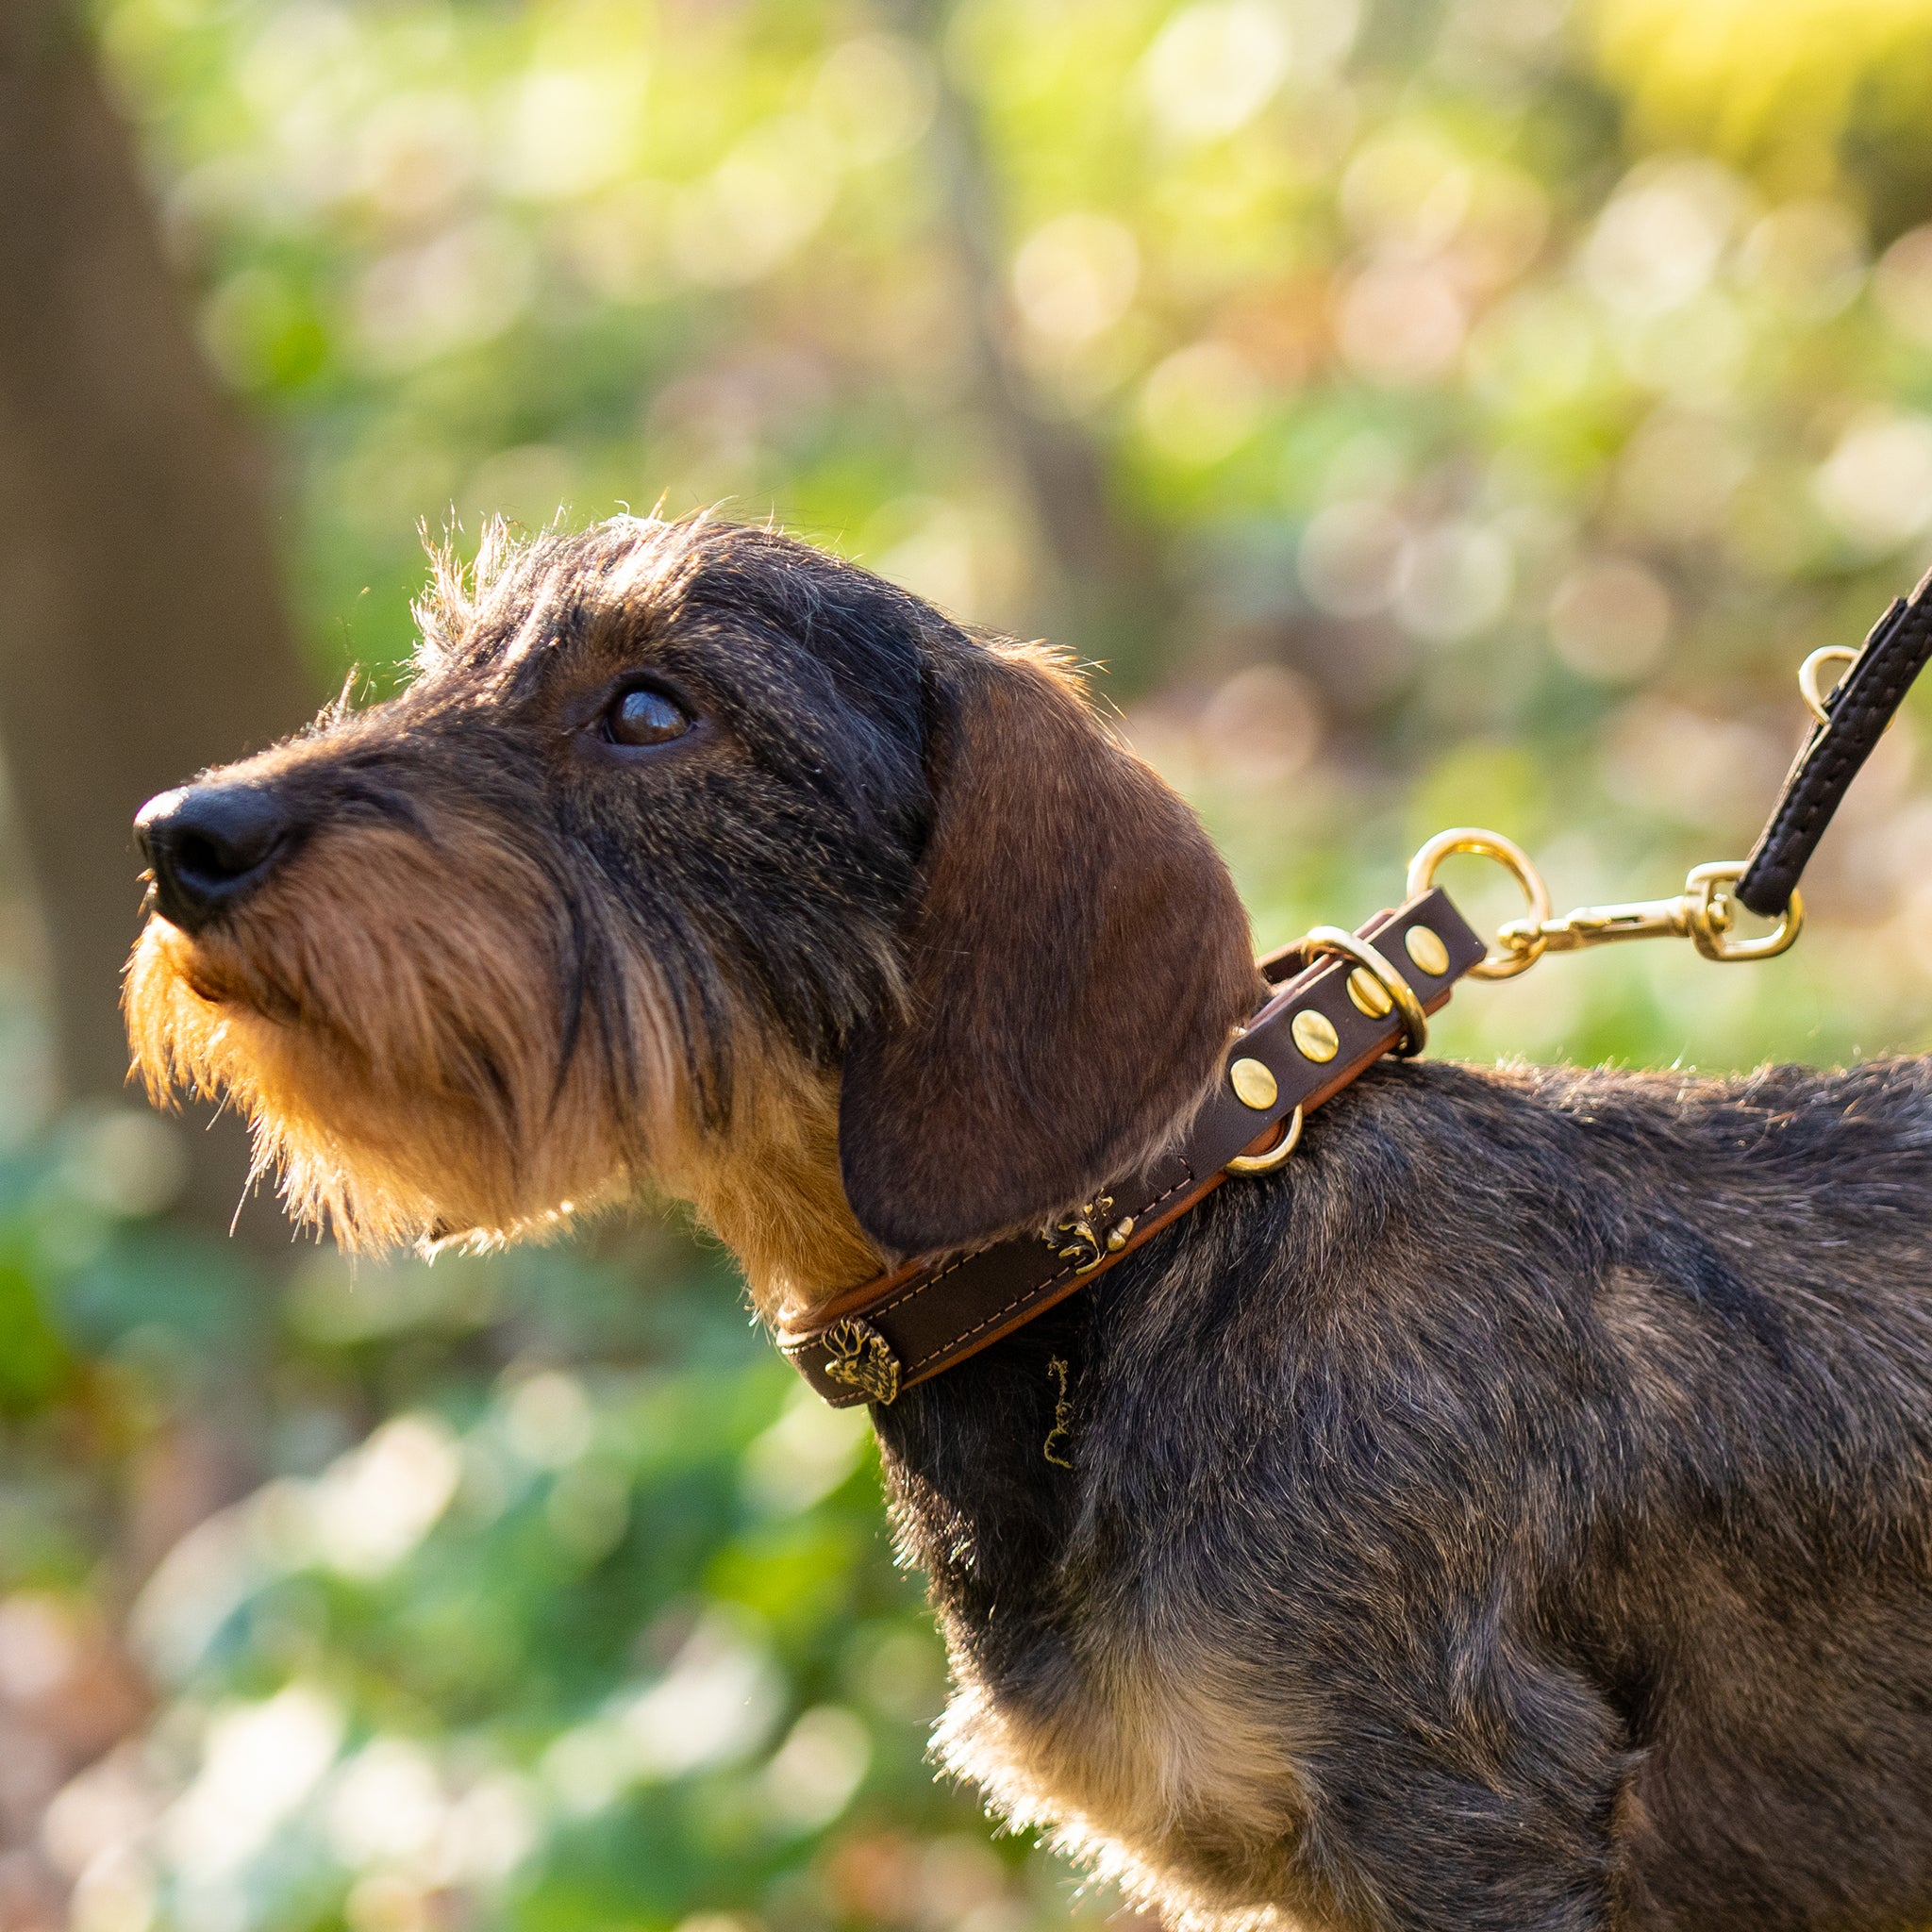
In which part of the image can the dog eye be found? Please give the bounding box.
[603,686,691,747]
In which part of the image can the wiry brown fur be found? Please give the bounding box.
[128,513,1932,1932]
[125,821,873,1314]
[839,641,1265,1256]
[878,1055,1932,1931]
[654,1047,879,1326]
[128,813,676,1249]
[125,513,1254,1310]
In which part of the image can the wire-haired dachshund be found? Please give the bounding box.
[127,514,1932,1931]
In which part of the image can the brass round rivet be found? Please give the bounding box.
[1346,967,1393,1019]
[1229,1056,1278,1110]
[1405,924,1450,977]
[1291,1009,1340,1063]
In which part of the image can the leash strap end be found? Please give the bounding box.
[1736,582,1932,919]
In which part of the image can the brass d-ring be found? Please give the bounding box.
[1276,925,1429,1057]
[1406,826,1552,981]
[1798,646,1857,726]
[1226,1106,1303,1175]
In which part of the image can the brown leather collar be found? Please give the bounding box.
[779,887,1487,1406]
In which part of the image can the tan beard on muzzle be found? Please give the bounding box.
[123,824,677,1253]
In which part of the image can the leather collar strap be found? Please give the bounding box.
[780,886,1487,1407]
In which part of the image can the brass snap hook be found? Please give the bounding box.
[1489,859,1804,963]
[1681,862,1805,962]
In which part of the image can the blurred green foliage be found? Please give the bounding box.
[15,0,1932,1925]
[3,1142,1056,1932]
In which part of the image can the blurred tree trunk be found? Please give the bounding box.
[0,0,314,1224]
[895,0,1174,684]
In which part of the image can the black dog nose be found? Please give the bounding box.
[135,784,291,933]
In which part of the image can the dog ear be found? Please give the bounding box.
[838,641,1261,1258]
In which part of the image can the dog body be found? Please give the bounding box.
[125,517,1932,1931]
[896,1055,1932,1932]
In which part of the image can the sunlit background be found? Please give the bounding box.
[9,0,1932,1926]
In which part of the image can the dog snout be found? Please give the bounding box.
[135,783,293,933]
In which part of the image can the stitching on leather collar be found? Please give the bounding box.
[899,1164,1199,1373]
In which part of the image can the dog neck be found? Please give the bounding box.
[656,1049,882,1326]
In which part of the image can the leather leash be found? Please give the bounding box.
[780,575,1932,1410]
[1478,577,1932,974]
[1738,571,1932,919]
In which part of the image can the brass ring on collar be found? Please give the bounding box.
[1226,1105,1303,1176]
[1405,826,1552,982]
[1274,924,1429,1058]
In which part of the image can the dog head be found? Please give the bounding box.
[125,516,1259,1305]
